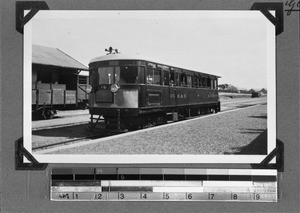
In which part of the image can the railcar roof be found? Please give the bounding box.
[90,53,220,78]
[32,44,88,70]
[90,53,152,64]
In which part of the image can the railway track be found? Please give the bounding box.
[32,101,266,152]
[32,131,108,152]
[32,121,90,131]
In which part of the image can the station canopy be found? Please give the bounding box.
[32,44,88,71]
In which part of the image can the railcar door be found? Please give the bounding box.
[168,70,177,106]
[169,87,177,106]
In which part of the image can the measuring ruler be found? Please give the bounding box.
[51,168,277,202]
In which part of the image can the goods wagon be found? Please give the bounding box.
[32,72,90,119]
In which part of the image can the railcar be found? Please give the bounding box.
[88,52,220,130]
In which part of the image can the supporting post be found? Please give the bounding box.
[90,113,93,128]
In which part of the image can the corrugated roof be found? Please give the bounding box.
[32,44,88,70]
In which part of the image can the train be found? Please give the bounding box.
[88,49,221,130]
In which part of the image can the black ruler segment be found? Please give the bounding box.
[164,174,185,180]
[185,175,208,180]
[52,180,101,186]
[52,174,74,180]
[209,175,230,181]
[104,186,153,192]
[118,174,140,180]
[75,174,95,180]
[229,175,252,181]
[252,176,277,182]
[141,174,164,180]
[95,174,118,180]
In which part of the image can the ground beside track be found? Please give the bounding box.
[32,96,267,151]
[35,103,267,155]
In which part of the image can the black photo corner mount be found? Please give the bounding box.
[250,2,284,172]
[15,2,49,170]
[251,2,284,35]
[16,1,49,34]
[251,139,284,172]
[15,138,48,170]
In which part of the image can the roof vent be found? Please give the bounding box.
[105,47,120,55]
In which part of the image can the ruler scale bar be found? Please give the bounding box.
[51,168,277,202]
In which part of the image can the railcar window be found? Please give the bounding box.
[109,61,119,66]
[176,73,181,86]
[98,67,114,84]
[207,78,211,88]
[201,77,206,88]
[146,68,161,85]
[192,76,198,87]
[181,75,187,87]
[120,66,138,84]
[139,67,145,84]
[170,71,175,86]
[187,76,192,87]
[114,67,120,84]
[146,68,153,84]
[163,71,169,86]
[120,60,136,66]
[212,79,217,89]
[153,69,161,85]
[97,61,109,66]
[89,70,98,86]
[198,77,202,87]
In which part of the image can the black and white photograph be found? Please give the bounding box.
[23,10,276,164]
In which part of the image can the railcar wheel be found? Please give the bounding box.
[155,112,167,126]
[79,102,88,110]
[43,109,56,119]
[156,116,167,125]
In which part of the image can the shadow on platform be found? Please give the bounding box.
[224,129,268,155]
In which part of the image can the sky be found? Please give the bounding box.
[30,11,274,90]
